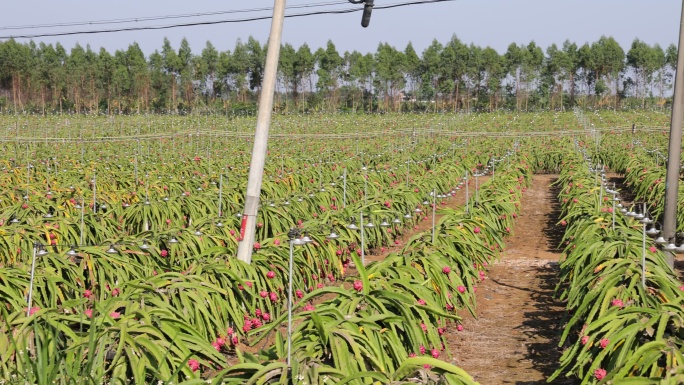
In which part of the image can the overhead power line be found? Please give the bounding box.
[0,1,348,31]
[0,0,455,40]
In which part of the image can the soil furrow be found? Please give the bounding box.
[448,174,573,385]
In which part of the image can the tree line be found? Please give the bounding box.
[0,35,676,114]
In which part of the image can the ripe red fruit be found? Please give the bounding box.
[266,271,275,279]
[594,368,607,380]
[188,359,200,372]
[353,280,363,292]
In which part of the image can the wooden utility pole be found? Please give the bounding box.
[236,0,286,264]
[662,0,684,268]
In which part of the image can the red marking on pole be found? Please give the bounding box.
[239,215,248,241]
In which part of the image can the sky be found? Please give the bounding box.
[1,0,681,57]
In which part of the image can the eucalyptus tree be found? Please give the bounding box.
[67,44,88,112]
[161,38,181,112]
[198,41,219,105]
[464,43,483,111]
[480,46,505,111]
[111,49,131,112]
[148,50,168,112]
[577,43,595,104]
[521,42,544,111]
[651,44,667,108]
[340,50,357,111]
[178,38,194,110]
[294,43,315,110]
[420,39,443,111]
[561,40,580,106]
[0,34,676,113]
[403,42,421,109]
[246,36,265,95]
[97,48,114,113]
[591,36,625,108]
[126,43,151,112]
[661,44,679,109]
[354,53,375,112]
[216,49,233,101]
[626,39,663,108]
[36,43,61,113]
[545,43,572,110]
[0,39,31,112]
[315,40,343,110]
[504,42,544,111]
[440,35,468,111]
[374,43,405,112]
[504,43,524,110]
[278,43,297,109]
[228,39,250,103]
[83,45,99,112]
[54,43,68,113]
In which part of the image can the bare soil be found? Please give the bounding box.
[336,174,576,384]
[447,174,573,385]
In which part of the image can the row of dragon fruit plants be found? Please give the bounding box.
[0,118,535,384]
[549,135,684,384]
[2,109,666,383]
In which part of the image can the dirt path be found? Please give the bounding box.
[448,174,572,385]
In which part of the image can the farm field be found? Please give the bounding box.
[0,110,683,384]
